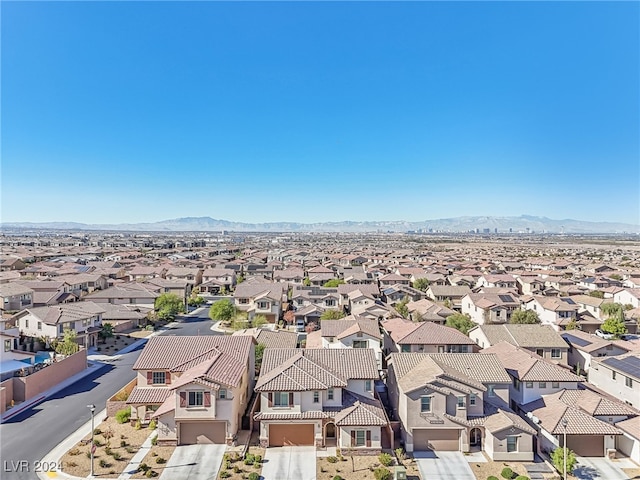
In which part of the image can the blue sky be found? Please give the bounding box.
[2,2,639,225]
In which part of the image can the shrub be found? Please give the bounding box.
[69,448,80,456]
[126,446,136,454]
[395,447,405,462]
[253,461,260,468]
[120,440,128,447]
[94,439,104,447]
[111,451,122,461]
[99,459,111,468]
[254,454,262,463]
[220,471,231,478]
[487,477,499,480]
[515,476,530,480]
[135,419,142,430]
[151,436,158,446]
[244,453,255,465]
[85,451,91,459]
[145,470,157,478]
[379,453,393,466]
[156,457,166,464]
[104,446,112,456]
[93,428,102,435]
[501,467,515,479]
[333,476,343,480]
[551,447,576,477]
[373,467,392,480]
[148,419,157,430]
[233,465,241,473]
[115,408,131,424]
[138,463,150,472]
[248,473,260,480]
[328,456,338,463]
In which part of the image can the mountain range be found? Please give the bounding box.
[2,215,639,234]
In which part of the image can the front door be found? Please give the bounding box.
[470,428,482,448]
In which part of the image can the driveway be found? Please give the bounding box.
[159,444,226,480]
[573,456,629,480]
[262,446,316,480]
[414,451,475,480]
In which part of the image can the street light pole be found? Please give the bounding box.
[88,404,96,477]
[561,418,568,480]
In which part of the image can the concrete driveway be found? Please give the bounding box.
[414,451,475,480]
[262,446,316,480]
[573,456,629,480]
[159,444,226,480]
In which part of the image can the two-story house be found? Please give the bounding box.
[560,329,635,373]
[468,324,569,366]
[234,281,287,323]
[0,283,34,313]
[481,342,583,412]
[129,335,255,445]
[461,293,521,325]
[425,285,472,311]
[13,301,106,347]
[291,286,341,311]
[84,283,159,308]
[254,348,388,453]
[387,353,535,460]
[521,296,579,331]
[406,299,456,324]
[306,317,383,369]
[199,268,237,293]
[475,274,518,290]
[589,353,640,409]
[381,317,477,356]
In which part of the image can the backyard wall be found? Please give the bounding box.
[106,378,136,417]
[0,379,14,414]
[12,349,87,402]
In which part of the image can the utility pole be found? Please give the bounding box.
[88,404,96,477]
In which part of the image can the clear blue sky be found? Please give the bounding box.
[2,1,639,225]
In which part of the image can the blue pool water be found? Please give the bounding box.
[20,352,53,365]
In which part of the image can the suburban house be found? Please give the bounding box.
[15,280,78,307]
[306,266,337,286]
[386,352,535,460]
[232,328,299,350]
[199,268,236,293]
[100,303,150,332]
[406,299,456,324]
[521,296,580,331]
[425,285,472,311]
[84,283,159,308]
[381,284,425,305]
[378,273,411,287]
[127,266,166,282]
[337,284,380,308]
[560,330,635,373]
[273,268,305,284]
[613,288,640,309]
[0,283,34,313]
[521,390,625,457]
[14,301,106,347]
[233,281,287,323]
[461,293,521,325]
[305,317,383,369]
[468,324,569,366]
[475,274,518,290]
[129,335,255,445]
[254,348,388,452]
[589,353,640,409]
[482,342,583,411]
[291,286,340,311]
[381,317,477,355]
[164,267,203,286]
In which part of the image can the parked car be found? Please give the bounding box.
[595,329,615,340]
[296,319,305,332]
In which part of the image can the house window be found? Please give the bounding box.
[274,392,291,407]
[37,322,42,330]
[353,340,367,348]
[551,349,561,358]
[355,430,366,447]
[152,372,166,385]
[239,298,249,304]
[401,345,411,353]
[507,436,518,452]
[188,391,204,407]
[626,377,633,388]
[513,378,521,391]
[420,396,432,412]
[258,301,269,310]
[328,388,334,400]
[4,339,10,352]
[219,389,227,399]
[25,319,29,329]
[457,396,466,408]
[539,382,546,389]
[469,394,476,406]
[364,380,372,392]
[461,345,468,353]
[326,300,336,307]
[313,391,320,403]
[525,382,533,389]
[612,371,616,380]
[536,349,544,357]
[552,382,559,389]
[488,385,496,397]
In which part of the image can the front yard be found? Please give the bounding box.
[216,447,266,480]
[61,416,155,477]
[317,452,420,480]
[130,445,176,479]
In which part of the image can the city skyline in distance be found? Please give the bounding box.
[2,214,639,234]
[2,2,638,225]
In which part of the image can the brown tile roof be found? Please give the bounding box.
[255,329,299,349]
[334,391,388,427]
[482,342,583,382]
[257,348,379,392]
[384,318,475,346]
[557,389,638,417]
[467,402,536,435]
[254,411,329,421]
[320,318,381,340]
[127,387,172,405]
[616,416,640,440]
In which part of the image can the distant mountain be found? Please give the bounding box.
[2,215,639,233]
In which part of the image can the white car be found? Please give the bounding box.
[595,329,615,340]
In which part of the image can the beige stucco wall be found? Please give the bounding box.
[489,428,534,461]
[338,426,382,449]
[1,379,14,414]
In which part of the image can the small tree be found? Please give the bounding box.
[55,329,79,355]
[412,278,430,292]
[321,310,345,320]
[395,297,410,318]
[255,343,265,373]
[509,310,540,324]
[303,277,311,287]
[323,279,345,288]
[99,323,115,344]
[154,293,185,321]
[445,313,475,335]
[601,317,627,337]
[252,314,267,328]
[589,290,605,299]
[601,303,625,321]
[209,299,235,322]
[551,446,576,477]
[565,318,579,331]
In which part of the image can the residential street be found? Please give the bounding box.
[0,308,218,480]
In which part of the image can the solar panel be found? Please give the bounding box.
[498,295,514,303]
[562,334,591,348]
[603,357,640,379]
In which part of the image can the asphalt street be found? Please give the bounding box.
[0,307,219,480]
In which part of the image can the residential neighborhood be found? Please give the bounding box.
[2,230,640,480]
